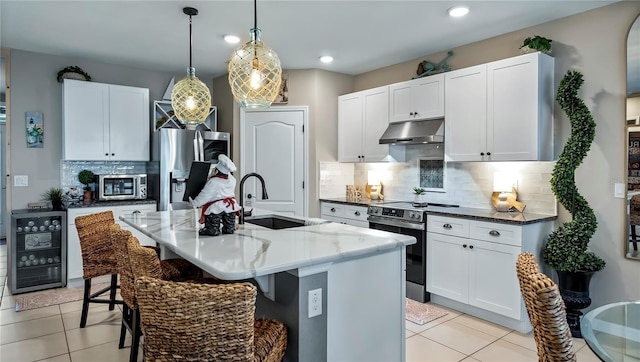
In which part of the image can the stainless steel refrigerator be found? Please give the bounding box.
[149,128,230,211]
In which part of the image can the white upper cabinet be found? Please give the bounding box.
[63,79,150,161]
[445,52,554,162]
[338,86,389,162]
[389,73,445,123]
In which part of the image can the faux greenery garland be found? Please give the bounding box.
[542,70,605,272]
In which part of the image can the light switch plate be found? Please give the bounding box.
[14,175,28,187]
[614,182,625,198]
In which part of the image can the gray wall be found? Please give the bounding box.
[8,49,183,209]
[354,1,640,308]
[213,68,353,218]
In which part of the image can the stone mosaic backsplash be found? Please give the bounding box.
[61,161,148,191]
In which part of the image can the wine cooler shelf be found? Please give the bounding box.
[10,209,67,294]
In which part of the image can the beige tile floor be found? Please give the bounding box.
[0,243,601,362]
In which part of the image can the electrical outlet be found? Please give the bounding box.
[308,288,322,318]
[14,175,28,187]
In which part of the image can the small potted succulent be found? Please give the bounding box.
[42,187,67,211]
[520,35,552,54]
[78,169,95,204]
[413,187,427,204]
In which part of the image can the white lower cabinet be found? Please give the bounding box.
[320,202,369,228]
[427,214,553,332]
[66,203,157,284]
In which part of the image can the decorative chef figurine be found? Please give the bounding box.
[190,155,241,236]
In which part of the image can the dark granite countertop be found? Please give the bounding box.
[320,198,556,225]
[66,199,157,209]
[319,197,400,207]
[425,206,556,225]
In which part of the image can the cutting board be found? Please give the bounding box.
[182,161,212,201]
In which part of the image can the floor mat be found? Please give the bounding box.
[15,282,111,312]
[406,298,449,325]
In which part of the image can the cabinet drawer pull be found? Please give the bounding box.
[462,244,467,248]
[132,210,141,214]
[443,223,452,229]
[469,245,474,249]
[330,207,336,212]
[486,152,491,156]
[480,152,485,156]
[354,211,361,216]
[489,230,500,236]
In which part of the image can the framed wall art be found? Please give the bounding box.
[25,111,43,148]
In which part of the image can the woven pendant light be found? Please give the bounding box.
[228,0,282,108]
[171,7,212,129]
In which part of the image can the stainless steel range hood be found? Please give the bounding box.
[379,118,444,145]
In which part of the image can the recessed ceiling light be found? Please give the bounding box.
[320,56,334,64]
[224,35,240,44]
[448,6,469,17]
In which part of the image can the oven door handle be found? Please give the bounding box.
[367,215,425,230]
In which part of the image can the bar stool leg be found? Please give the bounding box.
[80,279,92,328]
[109,274,118,310]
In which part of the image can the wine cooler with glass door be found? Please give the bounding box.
[9,209,67,293]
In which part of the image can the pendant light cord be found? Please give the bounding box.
[254,0,258,30]
[189,14,193,68]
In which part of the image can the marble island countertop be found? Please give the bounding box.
[119,208,416,280]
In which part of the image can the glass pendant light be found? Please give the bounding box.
[171,7,212,129]
[228,0,282,108]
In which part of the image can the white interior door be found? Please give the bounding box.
[241,107,307,216]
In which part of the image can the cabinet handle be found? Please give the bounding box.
[486,152,491,156]
[105,153,109,156]
[469,245,474,249]
[330,207,336,212]
[443,223,452,229]
[132,210,141,214]
[354,211,361,216]
[480,152,485,156]
[463,244,468,248]
[111,153,115,156]
[409,112,414,116]
[489,230,500,236]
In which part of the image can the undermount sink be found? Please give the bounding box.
[244,215,306,230]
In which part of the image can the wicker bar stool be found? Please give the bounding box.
[112,227,210,361]
[109,225,142,362]
[135,276,288,362]
[516,253,576,362]
[75,211,122,328]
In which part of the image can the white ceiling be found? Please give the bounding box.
[0,1,621,79]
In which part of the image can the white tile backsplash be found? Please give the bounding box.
[319,154,557,215]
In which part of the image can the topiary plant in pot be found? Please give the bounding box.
[78,169,95,204]
[542,70,605,337]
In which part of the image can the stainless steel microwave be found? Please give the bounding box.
[95,174,147,201]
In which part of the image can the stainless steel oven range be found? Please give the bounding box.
[367,202,459,303]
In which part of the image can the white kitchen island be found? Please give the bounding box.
[120,208,414,362]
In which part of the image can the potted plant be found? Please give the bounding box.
[542,70,606,337]
[520,35,552,54]
[42,187,67,211]
[78,169,95,204]
[413,187,427,204]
